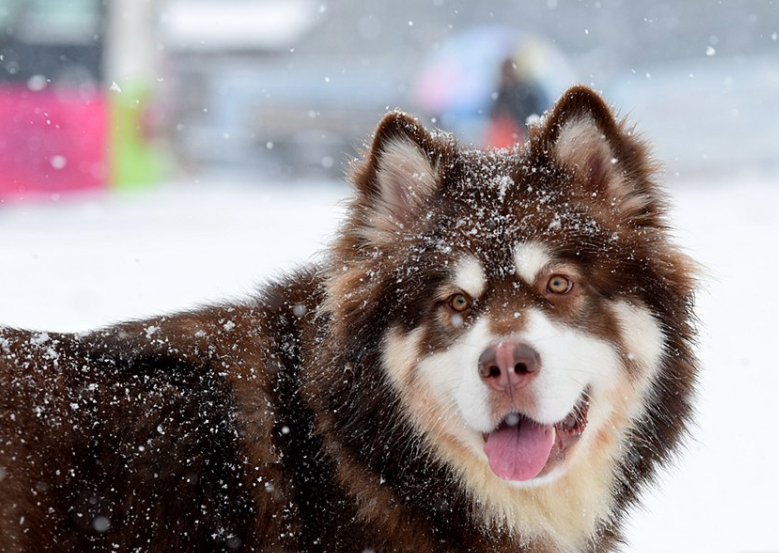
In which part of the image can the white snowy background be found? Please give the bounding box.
[1,172,777,552]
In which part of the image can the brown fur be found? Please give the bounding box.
[0,86,698,552]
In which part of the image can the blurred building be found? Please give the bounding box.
[154,0,779,179]
[1,0,777,195]
[155,0,411,179]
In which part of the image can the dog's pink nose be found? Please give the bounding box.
[478,341,540,392]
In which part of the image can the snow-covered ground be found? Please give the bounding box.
[1,174,777,552]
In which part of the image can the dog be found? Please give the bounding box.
[0,86,698,552]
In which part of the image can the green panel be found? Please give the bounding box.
[109,83,167,190]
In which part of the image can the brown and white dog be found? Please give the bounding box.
[0,86,698,552]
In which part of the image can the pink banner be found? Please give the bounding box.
[0,84,107,201]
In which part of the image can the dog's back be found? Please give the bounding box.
[0,273,315,551]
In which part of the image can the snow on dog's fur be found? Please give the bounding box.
[0,86,698,552]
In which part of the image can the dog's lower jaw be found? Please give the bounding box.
[420,420,619,552]
[389,396,623,552]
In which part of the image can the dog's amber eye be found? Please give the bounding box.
[547,275,573,295]
[447,293,472,313]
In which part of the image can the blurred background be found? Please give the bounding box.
[1,2,779,552]
[0,0,777,197]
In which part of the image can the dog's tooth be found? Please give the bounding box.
[506,413,520,427]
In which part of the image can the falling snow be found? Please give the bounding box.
[0,173,774,552]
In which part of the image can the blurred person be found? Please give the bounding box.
[485,57,544,149]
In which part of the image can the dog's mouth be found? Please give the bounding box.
[482,390,590,482]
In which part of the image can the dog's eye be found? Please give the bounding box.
[547,275,573,295]
[447,293,472,313]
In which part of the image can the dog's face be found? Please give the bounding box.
[326,87,697,547]
[386,244,663,487]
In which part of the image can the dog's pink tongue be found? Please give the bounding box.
[484,420,556,481]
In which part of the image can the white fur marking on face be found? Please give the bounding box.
[611,301,665,373]
[521,308,622,425]
[514,242,551,285]
[453,255,487,298]
[382,326,425,389]
[610,300,667,418]
[416,318,494,434]
[383,324,488,458]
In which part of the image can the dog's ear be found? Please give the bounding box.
[530,86,660,224]
[351,112,448,236]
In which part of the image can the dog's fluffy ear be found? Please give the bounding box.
[530,86,660,224]
[351,112,448,238]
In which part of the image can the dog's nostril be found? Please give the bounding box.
[514,363,528,374]
[480,363,501,379]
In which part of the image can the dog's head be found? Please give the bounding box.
[324,86,698,548]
